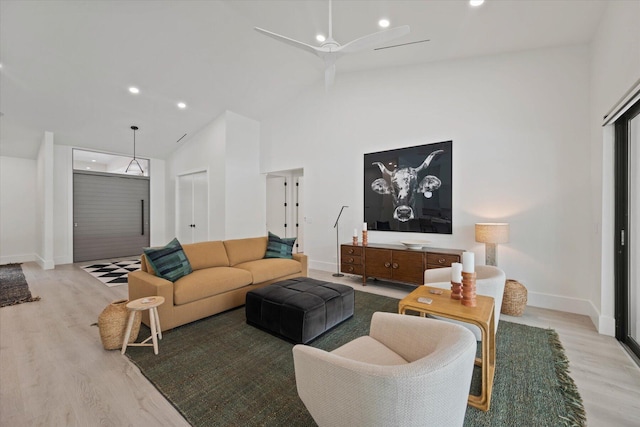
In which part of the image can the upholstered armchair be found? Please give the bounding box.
[292,312,477,427]
[424,265,506,340]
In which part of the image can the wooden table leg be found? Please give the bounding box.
[149,308,159,355]
[120,311,136,355]
[153,307,162,340]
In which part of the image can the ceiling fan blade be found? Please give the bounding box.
[254,27,320,57]
[338,25,411,53]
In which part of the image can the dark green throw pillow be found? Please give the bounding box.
[265,232,297,259]
[143,238,192,282]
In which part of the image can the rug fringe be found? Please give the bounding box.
[547,329,587,427]
[0,295,40,307]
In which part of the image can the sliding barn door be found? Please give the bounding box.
[73,172,150,262]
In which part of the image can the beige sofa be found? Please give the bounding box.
[128,236,308,331]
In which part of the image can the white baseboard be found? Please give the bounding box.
[0,253,36,265]
[54,255,73,266]
[35,254,55,270]
[598,314,616,337]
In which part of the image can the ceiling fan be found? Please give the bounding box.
[254,0,410,88]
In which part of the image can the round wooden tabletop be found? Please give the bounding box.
[126,296,165,311]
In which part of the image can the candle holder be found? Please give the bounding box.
[362,230,368,246]
[352,235,358,246]
[461,271,477,307]
[450,281,462,300]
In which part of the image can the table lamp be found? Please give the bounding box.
[475,223,509,266]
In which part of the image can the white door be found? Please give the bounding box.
[295,176,304,253]
[266,175,286,237]
[177,171,208,244]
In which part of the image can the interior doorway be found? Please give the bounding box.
[73,171,150,262]
[176,171,209,244]
[265,169,304,252]
[614,98,640,363]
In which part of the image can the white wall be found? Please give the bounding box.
[167,112,226,242]
[590,0,640,335]
[167,110,264,242]
[225,111,265,239]
[0,156,37,264]
[261,45,594,317]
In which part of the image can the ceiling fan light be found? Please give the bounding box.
[316,34,326,42]
[378,19,390,28]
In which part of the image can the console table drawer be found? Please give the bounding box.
[341,263,363,275]
[341,255,361,265]
[341,245,363,257]
[426,253,460,268]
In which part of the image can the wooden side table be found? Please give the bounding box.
[121,296,165,355]
[398,286,496,411]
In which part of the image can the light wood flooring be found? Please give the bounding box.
[1,262,639,426]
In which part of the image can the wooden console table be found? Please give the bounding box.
[340,243,463,286]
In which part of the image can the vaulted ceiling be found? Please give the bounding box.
[0,0,607,160]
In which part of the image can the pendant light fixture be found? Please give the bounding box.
[125,125,144,175]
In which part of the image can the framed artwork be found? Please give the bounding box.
[364,140,452,234]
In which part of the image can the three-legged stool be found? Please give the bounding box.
[121,296,165,355]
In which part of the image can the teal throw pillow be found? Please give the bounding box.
[143,238,192,282]
[265,232,296,259]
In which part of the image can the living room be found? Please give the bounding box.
[1,1,639,426]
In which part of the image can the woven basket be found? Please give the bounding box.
[501,280,527,317]
[98,299,141,350]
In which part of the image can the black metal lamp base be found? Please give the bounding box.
[332,273,344,277]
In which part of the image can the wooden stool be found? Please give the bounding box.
[121,296,165,355]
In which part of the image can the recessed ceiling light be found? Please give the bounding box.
[177,102,187,109]
[316,34,326,43]
[378,19,390,28]
[86,167,91,170]
[91,159,96,162]
[128,86,140,94]
[470,0,484,6]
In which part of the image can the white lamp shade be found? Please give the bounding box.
[475,223,509,244]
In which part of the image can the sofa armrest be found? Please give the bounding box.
[128,270,173,303]
[292,253,308,277]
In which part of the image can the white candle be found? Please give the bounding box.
[462,252,475,273]
[451,262,463,283]
[353,228,358,237]
[363,222,367,231]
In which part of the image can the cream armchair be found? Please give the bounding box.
[292,312,477,427]
[424,265,506,340]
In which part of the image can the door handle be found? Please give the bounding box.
[141,200,144,236]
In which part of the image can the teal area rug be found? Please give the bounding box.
[125,291,586,426]
[0,263,40,307]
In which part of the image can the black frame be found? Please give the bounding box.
[364,140,452,234]
[614,99,640,361]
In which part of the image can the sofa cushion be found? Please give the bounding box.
[182,241,230,270]
[143,238,192,282]
[223,237,268,266]
[265,232,296,259]
[173,267,253,305]
[234,258,302,284]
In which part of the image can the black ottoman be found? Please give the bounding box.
[245,277,355,344]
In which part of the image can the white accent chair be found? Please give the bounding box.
[292,312,477,427]
[424,265,506,340]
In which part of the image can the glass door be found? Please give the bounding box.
[615,100,640,361]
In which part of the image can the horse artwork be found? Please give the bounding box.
[364,141,452,234]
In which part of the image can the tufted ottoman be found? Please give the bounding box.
[245,277,355,344]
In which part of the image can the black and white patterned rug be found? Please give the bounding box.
[81,259,141,287]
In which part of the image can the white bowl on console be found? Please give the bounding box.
[400,240,429,250]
